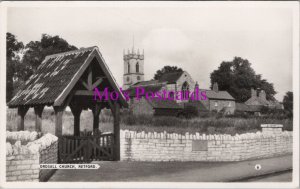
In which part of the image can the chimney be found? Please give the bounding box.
[251,88,257,98]
[259,90,266,101]
[213,82,219,93]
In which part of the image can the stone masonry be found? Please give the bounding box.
[6,133,58,182]
[120,124,292,162]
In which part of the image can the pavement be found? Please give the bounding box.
[48,154,292,182]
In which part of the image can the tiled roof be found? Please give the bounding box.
[201,90,235,100]
[149,99,183,109]
[127,85,164,97]
[8,46,128,108]
[236,103,262,112]
[132,80,161,86]
[158,71,184,83]
[8,48,94,107]
[245,96,273,106]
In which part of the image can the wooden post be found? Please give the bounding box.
[17,106,29,131]
[34,106,44,132]
[70,105,82,136]
[92,103,101,132]
[113,102,120,161]
[53,106,64,137]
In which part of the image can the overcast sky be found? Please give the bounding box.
[7,2,295,101]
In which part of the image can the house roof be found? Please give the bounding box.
[158,71,184,83]
[132,80,161,86]
[236,103,262,112]
[127,85,164,97]
[149,99,183,109]
[202,90,235,100]
[245,96,273,106]
[8,46,128,108]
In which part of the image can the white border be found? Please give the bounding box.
[0,1,299,189]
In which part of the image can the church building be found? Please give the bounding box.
[122,47,236,116]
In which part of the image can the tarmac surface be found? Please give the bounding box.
[48,154,292,182]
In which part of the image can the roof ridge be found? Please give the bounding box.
[45,46,98,59]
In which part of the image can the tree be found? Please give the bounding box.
[6,32,24,102]
[210,57,276,102]
[22,34,77,81]
[154,66,183,80]
[283,91,293,116]
[6,33,78,102]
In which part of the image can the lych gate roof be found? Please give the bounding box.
[8,46,128,108]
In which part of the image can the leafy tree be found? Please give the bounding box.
[22,34,77,81]
[210,57,276,102]
[6,33,78,102]
[154,66,183,80]
[6,33,24,102]
[283,91,293,116]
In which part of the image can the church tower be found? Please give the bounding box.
[123,47,144,90]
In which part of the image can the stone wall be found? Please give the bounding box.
[6,132,58,182]
[39,141,58,181]
[120,124,292,162]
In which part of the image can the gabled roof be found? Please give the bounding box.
[127,85,164,97]
[132,80,161,86]
[8,46,128,108]
[149,99,183,109]
[236,103,262,112]
[245,96,273,106]
[202,90,235,100]
[158,71,184,83]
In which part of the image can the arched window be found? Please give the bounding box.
[128,63,130,74]
[136,62,139,73]
[182,82,189,100]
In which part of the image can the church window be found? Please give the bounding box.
[127,77,130,82]
[136,62,139,73]
[182,82,189,100]
[215,102,218,107]
[137,76,140,80]
[128,63,130,73]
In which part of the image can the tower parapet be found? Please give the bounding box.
[122,48,145,90]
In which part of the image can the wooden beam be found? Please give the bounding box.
[80,79,90,90]
[53,106,64,137]
[88,66,93,90]
[17,106,29,131]
[91,78,103,90]
[34,106,44,132]
[69,104,82,136]
[92,103,102,132]
[107,99,116,115]
[113,102,120,161]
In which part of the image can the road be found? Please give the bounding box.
[49,155,292,182]
[244,171,292,182]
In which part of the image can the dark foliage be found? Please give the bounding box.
[153,66,183,80]
[210,57,276,102]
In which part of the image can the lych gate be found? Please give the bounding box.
[8,46,128,162]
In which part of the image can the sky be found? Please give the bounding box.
[6,2,295,101]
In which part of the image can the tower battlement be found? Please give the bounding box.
[122,48,145,90]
